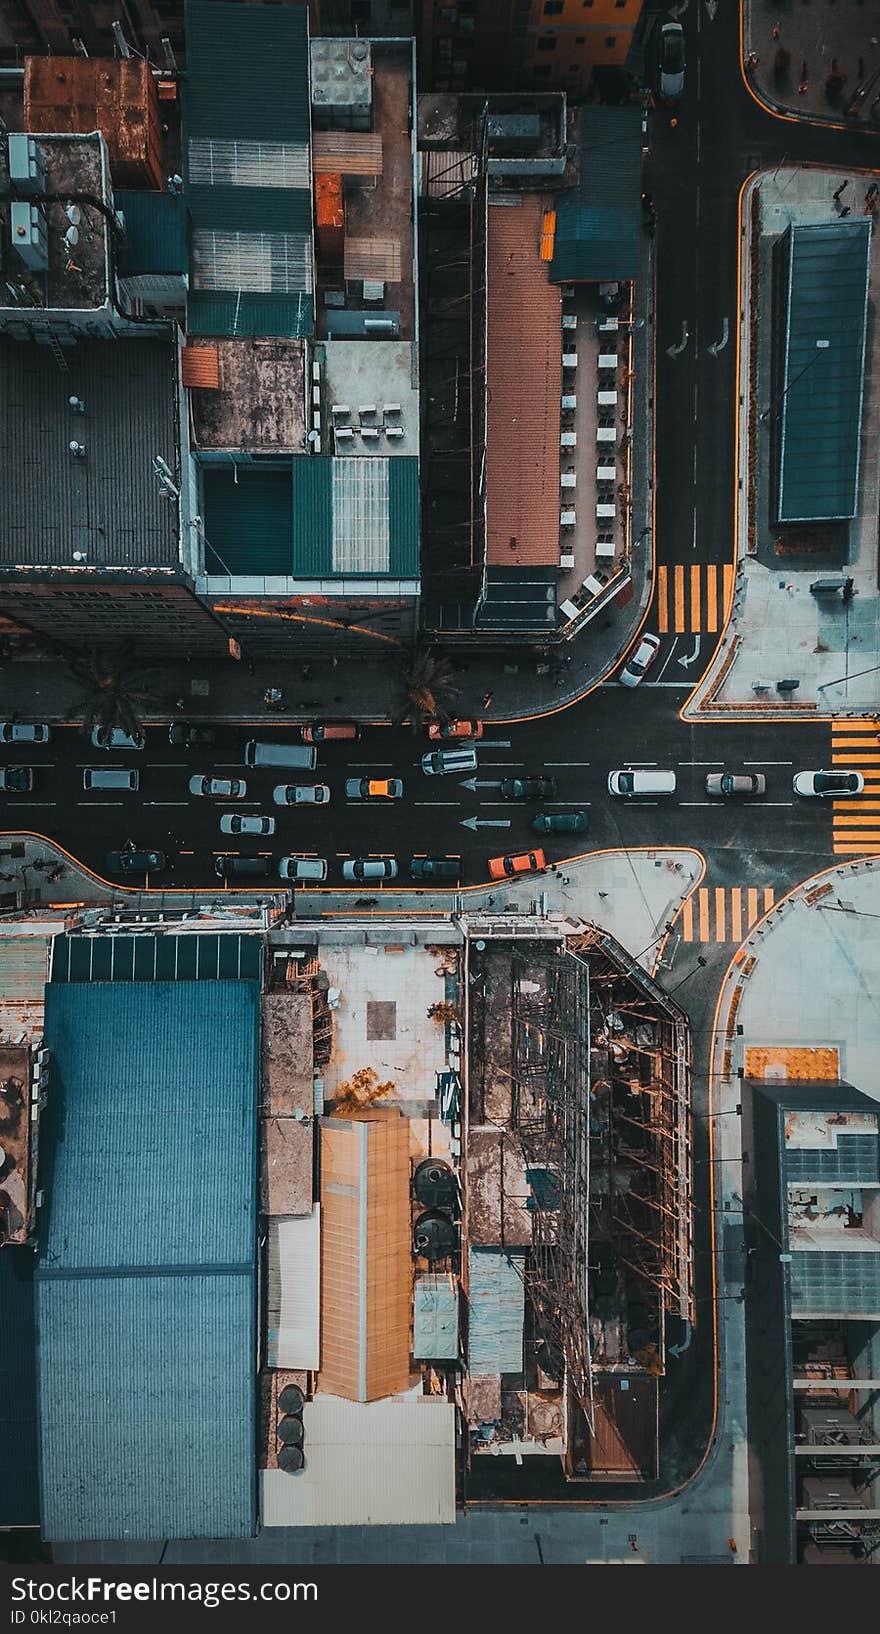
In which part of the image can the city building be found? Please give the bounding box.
[418,0,645,97]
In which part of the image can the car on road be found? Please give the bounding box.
[279,855,328,883]
[168,722,216,748]
[273,783,330,806]
[345,776,404,801]
[83,766,139,791]
[793,769,865,798]
[220,813,276,836]
[427,719,483,741]
[91,726,145,751]
[342,857,398,882]
[214,854,271,880]
[0,723,50,744]
[488,848,547,881]
[300,723,359,743]
[189,774,247,798]
[658,22,685,100]
[421,746,478,776]
[531,810,588,834]
[499,776,557,801]
[619,632,661,688]
[105,848,165,874]
[706,772,767,798]
[409,856,461,881]
[0,767,34,793]
[608,768,676,797]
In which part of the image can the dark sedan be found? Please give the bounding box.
[168,722,216,748]
[105,848,166,874]
[500,776,558,801]
[531,810,588,834]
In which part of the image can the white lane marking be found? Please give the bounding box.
[144,801,190,807]
[75,800,124,806]
[414,801,459,807]
[640,681,694,688]
[4,800,57,807]
[763,802,795,807]
[545,761,591,767]
[656,640,680,681]
[546,799,592,806]
[481,739,512,748]
[148,762,187,768]
[743,760,793,766]
[679,801,713,807]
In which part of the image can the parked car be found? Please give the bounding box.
[488,849,547,881]
[0,723,50,744]
[219,813,275,836]
[608,769,676,797]
[273,783,330,806]
[105,848,165,874]
[189,775,247,798]
[619,632,661,688]
[83,767,139,791]
[214,854,271,880]
[342,857,398,882]
[658,21,685,100]
[427,719,483,741]
[300,723,359,743]
[168,722,216,748]
[90,726,145,751]
[345,776,404,801]
[531,810,588,834]
[499,776,557,801]
[421,746,478,776]
[793,770,865,797]
[706,772,767,798]
[0,767,34,793]
[279,855,328,883]
[409,856,461,881]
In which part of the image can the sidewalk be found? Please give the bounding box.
[686,164,880,720]
[744,0,880,131]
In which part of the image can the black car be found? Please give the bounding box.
[409,856,461,882]
[500,776,558,801]
[531,810,588,835]
[214,854,270,880]
[168,722,216,748]
[105,848,166,874]
[0,766,34,793]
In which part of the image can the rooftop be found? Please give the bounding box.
[0,135,109,318]
[261,993,314,1217]
[0,1247,39,1527]
[190,339,308,452]
[0,1042,31,1245]
[0,336,180,569]
[322,340,419,457]
[486,196,561,570]
[549,107,643,285]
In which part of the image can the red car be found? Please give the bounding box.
[427,718,484,741]
[488,848,547,881]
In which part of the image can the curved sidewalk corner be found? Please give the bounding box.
[742,0,880,134]
[684,162,880,724]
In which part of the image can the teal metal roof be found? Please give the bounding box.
[36,979,259,1541]
[790,1250,880,1315]
[204,466,294,575]
[184,0,310,143]
[187,291,313,339]
[776,221,869,524]
[50,932,263,983]
[549,107,642,285]
[293,456,420,578]
[0,1248,39,1527]
[187,185,312,236]
[116,190,188,275]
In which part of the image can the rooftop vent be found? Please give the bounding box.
[413,1209,457,1263]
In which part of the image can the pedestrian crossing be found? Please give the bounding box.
[655,562,735,635]
[831,717,880,855]
[680,885,776,944]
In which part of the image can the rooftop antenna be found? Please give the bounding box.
[72,37,89,57]
[161,36,177,72]
[68,395,85,413]
[111,20,133,59]
[151,454,179,499]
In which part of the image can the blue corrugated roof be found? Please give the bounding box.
[0,1248,39,1527]
[184,0,310,143]
[413,1273,459,1361]
[204,466,295,575]
[776,221,869,524]
[36,980,259,1541]
[549,107,642,285]
[293,456,420,578]
[467,1248,525,1377]
[116,190,188,275]
[187,291,314,340]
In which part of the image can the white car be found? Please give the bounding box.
[0,722,50,744]
[189,775,247,798]
[793,770,865,798]
[91,726,145,750]
[219,813,275,836]
[342,857,398,882]
[273,783,331,806]
[619,632,661,687]
[279,855,328,883]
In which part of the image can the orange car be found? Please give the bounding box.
[488,848,547,881]
[427,718,484,741]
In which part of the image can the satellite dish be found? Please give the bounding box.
[64,225,79,249]
[65,204,81,225]
[278,1383,304,1415]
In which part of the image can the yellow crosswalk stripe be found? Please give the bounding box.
[722,562,734,615]
[679,886,775,943]
[747,887,759,928]
[832,718,876,732]
[698,888,710,941]
[681,895,693,940]
[833,753,880,765]
[690,565,701,633]
[833,813,880,826]
[714,887,726,942]
[832,737,879,748]
[730,887,742,943]
[835,843,880,855]
[836,800,880,811]
[674,564,685,630]
[657,564,668,634]
[705,564,718,633]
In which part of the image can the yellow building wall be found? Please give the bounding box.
[526,0,643,86]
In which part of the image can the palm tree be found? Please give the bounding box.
[394,644,460,731]
[63,647,161,742]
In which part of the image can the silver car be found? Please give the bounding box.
[90,726,145,750]
[793,770,864,797]
[219,813,275,836]
[342,857,398,882]
[273,783,331,806]
[189,775,247,798]
[705,773,767,798]
[659,22,685,100]
[0,722,50,744]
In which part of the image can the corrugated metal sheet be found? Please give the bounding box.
[1,337,179,569]
[0,935,49,1001]
[790,1251,880,1315]
[413,1273,459,1361]
[182,345,221,390]
[24,56,163,190]
[467,1247,525,1375]
[0,1247,39,1527]
[313,131,383,177]
[777,221,869,524]
[116,190,188,276]
[486,199,561,569]
[187,291,314,339]
[267,1210,321,1371]
[293,456,418,579]
[187,186,312,236]
[184,0,310,143]
[261,1397,456,1526]
[549,107,642,285]
[204,466,294,575]
[49,932,262,984]
[36,979,259,1541]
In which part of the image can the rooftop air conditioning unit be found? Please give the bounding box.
[10,202,48,272]
[8,135,47,196]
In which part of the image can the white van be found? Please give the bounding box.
[279,856,328,883]
[83,767,139,791]
[244,740,317,771]
[607,768,676,797]
[421,745,478,776]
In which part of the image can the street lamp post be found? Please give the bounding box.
[759,338,830,424]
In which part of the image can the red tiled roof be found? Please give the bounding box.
[486,198,561,568]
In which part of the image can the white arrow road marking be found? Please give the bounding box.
[460,816,511,831]
[678,636,702,668]
[707,317,729,355]
[666,322,689,358]
[669,0,690,14]
[460,777,502,790]
[704,0,718,20]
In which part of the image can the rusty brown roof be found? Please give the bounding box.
[486,198,561,568]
